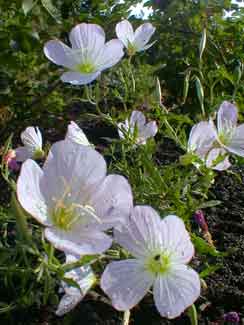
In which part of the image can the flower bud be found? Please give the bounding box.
[194,210,208,232]
[224,311,240,323]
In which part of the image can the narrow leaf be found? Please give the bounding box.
[22,0,35,15]
[182,71,191,104]
[195,76,205,115]
[199,28,207,61]
[41,0,61,23]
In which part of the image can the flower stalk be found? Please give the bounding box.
[11,192,31,243]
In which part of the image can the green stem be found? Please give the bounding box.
[122,310,130,325]
[11,193,31,243]
[187,304,198,325]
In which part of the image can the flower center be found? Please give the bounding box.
[146,253,171,275]
[50,179,101,231]
[218,131,233,146]
[127,41,137,56]
[33,148,44,160]
[52,204,78,231]
[76,62,95,74]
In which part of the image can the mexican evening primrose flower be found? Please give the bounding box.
[187,121,230,171]
[56,253,96,316]
[17,140,133,256]
[65,121,90,146]
[210,101,244,158]
[44,23,124,85]
[188,101,244,170]
[101,206,200,319]
[116,20,156,56]
[15,126,44,162]
[118,110,158,146]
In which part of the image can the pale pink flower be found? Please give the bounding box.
[15,126,44,162]
[118,110,157,146]
[17,140,133,256]
[44,23,124,85]
[101,206,200,319]
[116,20,155,55]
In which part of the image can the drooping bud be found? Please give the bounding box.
[224,311,240,323]
[3,149,20,172]
[194,210,208,232]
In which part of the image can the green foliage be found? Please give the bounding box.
[0,0,243,323]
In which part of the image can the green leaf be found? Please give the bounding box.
[182,70,191,104]
[62,255,99,273]
[194,76,205,116]
[191,234,222,257]
[41,0,61,23]
[198,200,222,209]
[22,0,35,15]
[199,28,207,61]
[200,264,222,278]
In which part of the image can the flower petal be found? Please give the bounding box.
[217,101,238,134]
[161,215,194,264]
[90,174,133,230]
[95,39,124,70]
[17,159,50,225]
[115,20,134,47]
[15,147,32,162]
[133,23,156,52]
[140,121,158,140]
[61,71,100,85]
[206,148,231,171]
[117,122,126,139]
[153,264,200,319]
[56,293,82,317]
[56,254,96,317]
[227,124,244,157]
[115,205,163,258]
[44,40,79,69]
[188,121,216,158]
[42,140,106,206]
[130,110,146,129]
[45,227,112,256]
[69,23,105,50]
[101,260,154,311]
[65,121,90,146]
[21,126,42,150]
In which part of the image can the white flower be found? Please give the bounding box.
[205,148,231,171]
[15,126,44,162]
[188,101,244,170]
[188,121,216,159]
[56,253,96,316]
[44,23,124,85]
[116,20,155,55]
[17,140,133,256]
[101,206,200,319]
[211,101,244,157]
[65,121,90,146]
[118,110,157,146]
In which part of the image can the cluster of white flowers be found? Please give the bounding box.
[14,119,200,318]
[188,101,244,170]
[44,20,155,85]
[12,20,203,320]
